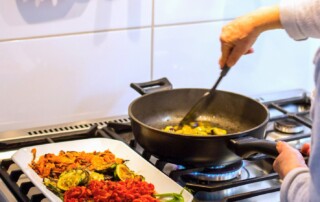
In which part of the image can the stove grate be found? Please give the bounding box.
[0,159,31,202]
[222,186,280,202]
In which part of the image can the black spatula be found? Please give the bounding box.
[179,65,230,127]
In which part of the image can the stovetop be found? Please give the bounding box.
[0,89,312,202]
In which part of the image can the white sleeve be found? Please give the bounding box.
[280,48,320,202]
[280,0,320,40]
[280,167,310,202]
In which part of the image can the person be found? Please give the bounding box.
[219,1,320,201]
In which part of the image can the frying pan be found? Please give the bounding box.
[129,78,278,167]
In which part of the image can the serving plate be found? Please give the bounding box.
[12,138,193,202]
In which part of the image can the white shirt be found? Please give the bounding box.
[279,0,320,201]
[280,0,320,40]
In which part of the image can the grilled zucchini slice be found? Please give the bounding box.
[89,171,105,181]
[57,169,89,191]
[114,164,134,181]
[43,178,63,199]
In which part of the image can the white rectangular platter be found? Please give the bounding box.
[12,138,193,202]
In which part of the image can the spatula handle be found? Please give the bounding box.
[210,65,230,94]
[221,65,230,77]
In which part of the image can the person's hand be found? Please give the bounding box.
[219,5,282,68]
[219,15,259,68]
[273,141,307,179]
[301,143,311,156]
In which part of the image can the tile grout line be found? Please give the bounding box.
[0,18,232,44]
[150,0,155,80]
[155,18,234,28]
[0,26,151,43]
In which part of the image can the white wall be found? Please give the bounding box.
[0,0,318,132]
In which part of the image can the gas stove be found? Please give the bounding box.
[0,89,311,202]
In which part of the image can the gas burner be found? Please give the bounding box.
[182,161,243,182]
[274,119,304,134]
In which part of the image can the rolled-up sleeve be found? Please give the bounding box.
[280,0,320,40]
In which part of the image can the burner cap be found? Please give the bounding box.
[274,119,304,134]
[183,161,243,182]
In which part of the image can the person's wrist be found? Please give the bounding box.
[250,5,282,34]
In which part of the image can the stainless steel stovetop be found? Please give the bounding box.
[0,89,312,202]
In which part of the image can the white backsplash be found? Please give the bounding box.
[0,0,317,132]
[154,22,317,94]
[154,0,279,24]
[0,0,152,40]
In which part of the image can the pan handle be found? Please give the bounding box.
[229,137,278,159]
[130,77,173,95]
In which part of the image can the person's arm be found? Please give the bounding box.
[280,167,310,202]
[220,0,320,68]
[277,48,320,201]
[219,5,282,68]
[280,0,320,40]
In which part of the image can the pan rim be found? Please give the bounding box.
[128,88,270,139]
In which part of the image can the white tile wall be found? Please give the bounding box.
[0,0,317,132]
[154,0,279,25]
[0,29,151,131]
[0,0,152,40]
[153,22,316,95]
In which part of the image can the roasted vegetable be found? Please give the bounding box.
[65,179,159,201]
[89,171,105,181]
[114,164,134,181]
[43,178,63,199]
[57,169,89,191]
[155,192,184,202]
[31,149,186,202]
[94,162,116,174]
[29,149,123,179]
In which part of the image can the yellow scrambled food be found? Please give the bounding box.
[163,122,227,136]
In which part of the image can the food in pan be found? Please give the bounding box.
[29,148,184,202]
[163,122,227,135]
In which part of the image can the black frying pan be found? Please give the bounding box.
[129,78,278,167]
